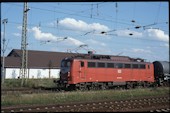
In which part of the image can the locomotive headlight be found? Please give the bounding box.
[68,72,70,77]
[68,72,71,81]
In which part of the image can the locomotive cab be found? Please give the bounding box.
[59,58,72,83]
[54,58,72,89]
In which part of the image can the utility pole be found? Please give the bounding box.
[20,2,30,87]
[1,18,8,84]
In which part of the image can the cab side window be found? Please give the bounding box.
[88,62,96,68]
[81,61,84,67]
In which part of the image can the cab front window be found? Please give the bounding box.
[61,60,71,67]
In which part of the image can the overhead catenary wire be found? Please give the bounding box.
[6,3,139,27]
[6,3,168,31]
[2,3,169,52]
[7,20,169,43]
[5,2,168,30]
[6,3,167,36]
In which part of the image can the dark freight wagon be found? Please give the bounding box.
[153,61,170,86]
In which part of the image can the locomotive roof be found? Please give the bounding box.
[65,53,149,63]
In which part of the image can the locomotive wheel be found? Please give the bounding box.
[163,81,169,87]
[89,84,99,90]
[126,82,133,89]
[143,82,147,88]
[100,84,108,90]
[68,85,76,91]
[88,86,94,90]
[76,83,88,91]
[143,82,151,88]
[79,86,87,91]
[135,82,143,88]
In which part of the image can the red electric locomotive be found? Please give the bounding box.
[54,51,155,90]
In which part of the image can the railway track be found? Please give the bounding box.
[1,96,169,112]
[150,108,170,112]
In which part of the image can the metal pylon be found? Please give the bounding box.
[20,2,29,87]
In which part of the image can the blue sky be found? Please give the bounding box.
[1,2,169,62]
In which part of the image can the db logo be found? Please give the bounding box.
[118,69,122,73]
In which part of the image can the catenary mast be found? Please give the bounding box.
[20,2,30,86]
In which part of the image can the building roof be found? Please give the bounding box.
[2,49,141,69]
[2,57,20,68]
[4,49,75,68]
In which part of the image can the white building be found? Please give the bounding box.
[2,49,73,79]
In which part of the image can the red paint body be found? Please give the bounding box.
[67,59,154,85]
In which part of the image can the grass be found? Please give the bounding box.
[1,78,58,88]
[1,87,169,107]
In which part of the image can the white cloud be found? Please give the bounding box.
[32,27,57,41]
[114,28,169,43]
[66,37,85,46]
[31,26,84,47]
[131,48,152,54]
[13,33,21,37]
[124,48,152,54]
[144,29,169,42]
[85,39,106,47]
[115,29,143,38]
[52,18,169,43]
[17,26,22,30]
[59,18,110,32]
